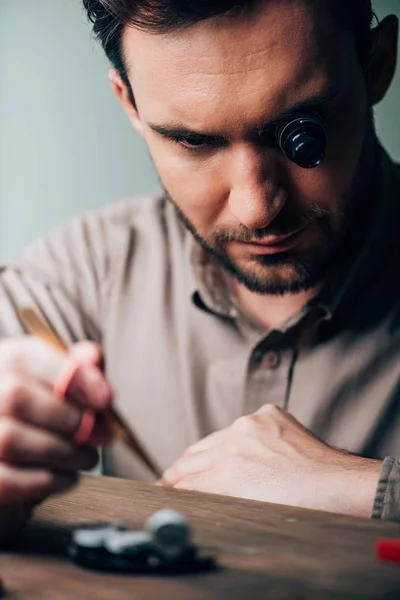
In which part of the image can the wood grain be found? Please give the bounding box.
[2,474,400,599]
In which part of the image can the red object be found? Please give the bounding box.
[54,358,95,445]
[376,539,400,565]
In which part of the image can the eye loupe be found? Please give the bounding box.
[276,113,327,169]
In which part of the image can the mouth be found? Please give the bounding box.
[236,226,307,255]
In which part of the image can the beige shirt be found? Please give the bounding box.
[1,149,400,520]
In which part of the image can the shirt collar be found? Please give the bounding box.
[185,233,236,319]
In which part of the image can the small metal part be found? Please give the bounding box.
[68,522,127,570]
[72,523,125,549]
[104,530,153,555]
[68,512,216,574]
[145,509,191,559]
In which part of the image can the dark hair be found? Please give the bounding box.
[82,0,374,104]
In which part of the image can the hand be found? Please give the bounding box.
[161,405,382,517]
[0,336,113,543]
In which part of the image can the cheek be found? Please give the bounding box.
[145,137,229,233]
[288,101,368,222]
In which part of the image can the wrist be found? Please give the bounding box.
[326,454,382,518]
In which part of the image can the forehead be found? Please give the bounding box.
[123,0,351,129]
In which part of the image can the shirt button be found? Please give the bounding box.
[262,351,281,370]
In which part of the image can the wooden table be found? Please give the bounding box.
[2,475,400,599]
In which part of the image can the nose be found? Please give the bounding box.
[228,145,286,231]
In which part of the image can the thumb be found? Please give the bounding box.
[69,341,103,368]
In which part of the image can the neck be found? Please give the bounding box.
[232,280,322,330]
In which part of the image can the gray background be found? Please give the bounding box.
[0,0,399,258]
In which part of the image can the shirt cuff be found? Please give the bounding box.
[372,457,400,521]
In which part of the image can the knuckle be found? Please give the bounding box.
[233,415,258,434]
[0,418,18,459]
[233,416,249,432]
[0,337,57,377]
[0,337,43,372]
[182,443,197,458]
[70,341,102,364]
[259,404,282,418]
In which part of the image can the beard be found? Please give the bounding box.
[162,116,379,296]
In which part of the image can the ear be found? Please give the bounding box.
[365,15,399,106]
[108,68,144,136]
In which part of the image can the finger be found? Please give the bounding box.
[67,344,113,446]
[0,372,112,448]
[162,450,213,487]
[0,337,65,384]
[173,474,215,494]
[87,411,114,447]
[0,417,99,472]
[0,338,110,410]
[64,343,112,445]
[181,429,227,458]
[59,360,111,411]
[0,372,84,437]
[69,341,103,367]
[0,462,77,502]
[64,341,109,410]
[173,473,234,497]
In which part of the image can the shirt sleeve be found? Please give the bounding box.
[372,457,400,521]
[0,211,112,346]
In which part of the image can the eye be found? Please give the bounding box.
[168,133,226,152]
[171,133,211,149]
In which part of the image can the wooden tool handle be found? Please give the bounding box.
[17,307,158,474]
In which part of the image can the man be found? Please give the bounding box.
[0,0,399,541]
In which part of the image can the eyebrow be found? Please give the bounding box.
[147,86,340,141]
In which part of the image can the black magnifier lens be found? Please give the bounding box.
[276,115,327,169]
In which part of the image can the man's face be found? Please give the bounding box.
[122,0,375,294]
